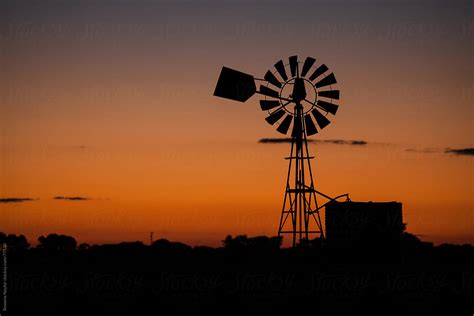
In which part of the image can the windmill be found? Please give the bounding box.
[213,56,349,247]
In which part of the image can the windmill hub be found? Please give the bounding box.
[213,55,350,247]
[280,79,316,115]
[291,78,307,102]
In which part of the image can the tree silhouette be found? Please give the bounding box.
[37,233,77,251]
[0,232,30,251]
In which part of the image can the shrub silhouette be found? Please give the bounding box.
[151,238,192,254]
[78,243,91,250]
[222,235,282,251]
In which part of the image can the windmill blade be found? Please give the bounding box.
[315,73,337,88]
[274,60,288,81]
[264,70,282,88]
[318,90,340,100]
[277,115,293,135]
[289,55,298,77]
[260,100,281,111]
[265,108,286,125]
[291,116,302,137]
[259,85,280,98]
[304,114,318,136]
[309,64,328,81]
[317,100,339,115]
[301,57,316,77]
[312,108,331,129]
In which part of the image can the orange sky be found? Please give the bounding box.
[1,0,473,246]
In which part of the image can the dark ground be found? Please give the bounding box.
[3,233,474,315]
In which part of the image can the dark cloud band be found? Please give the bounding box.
[54,196,90,201]
[258,138,367,145]
[0,198,35,203]
[445,148,474,156]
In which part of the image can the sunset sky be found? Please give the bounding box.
[1,0,472,247]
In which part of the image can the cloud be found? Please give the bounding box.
[405,147,474,156]
[323,139,368,145]
[258,138,367,145]
[54,196,90,201]
[258,138,294,144]
[445,148,474,156]
[0,198,35,203]
[405,148,439,153]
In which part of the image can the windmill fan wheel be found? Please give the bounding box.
[259,55,340,136]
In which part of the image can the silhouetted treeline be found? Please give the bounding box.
[4,232,473,263]
[3,232,474,315]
